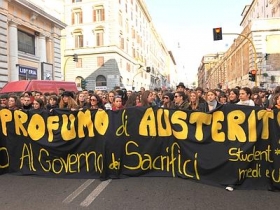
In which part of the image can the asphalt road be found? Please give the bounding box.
[0,174,279,210]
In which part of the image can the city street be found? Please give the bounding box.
[0,174,279,210]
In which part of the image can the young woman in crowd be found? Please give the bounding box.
[112,95,124,111]
[271,93,280,110]
[88,94,105,110]
[198,89,221,112]
[8,95,22,110]
[124,92,139,107]
[46,95,59,111]
[104,91,115,110]
[33,98,45,110]
[139,90,154,107]
[59,91,78,110]
[188,91,200,111]
[76,92,87,109]
[228,88,240,104]
[218,92,228,104]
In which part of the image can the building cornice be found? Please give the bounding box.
[13,0,67,29]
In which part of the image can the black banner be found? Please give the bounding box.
[0,105,280,190]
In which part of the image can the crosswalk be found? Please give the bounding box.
[63,179,112,207]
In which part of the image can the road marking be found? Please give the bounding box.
[80,179,112,207]
[63,179,95,204]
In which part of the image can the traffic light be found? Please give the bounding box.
[249,70,256,81]
[73,54,78,62]
[146,67,151,73]
[213,27,223,41]
[81,79,87,89]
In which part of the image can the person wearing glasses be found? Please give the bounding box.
[88,94,105,110]
[161,92,174,108]
[171,91,189,110]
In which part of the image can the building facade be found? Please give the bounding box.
[0,0,66,88]
[198,0,280,90]
[61,0,175,91]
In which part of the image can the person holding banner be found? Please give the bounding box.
[171,91,189,110]
[112,95,124,111]
[139,90,155,107]
[8,95,22,110]
[88,94,105,110]
[198,89,221,113]
[271,93,280,110]
[59,91,78,111]
[236,87,255,106]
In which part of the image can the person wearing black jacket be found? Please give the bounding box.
[198,89,222,113]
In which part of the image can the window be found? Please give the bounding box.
[76,58,82,68]
[93,6,105,22]
[72,9,83,24]
[96,75,106,86]
[74,34,83,48]
[18,30,35,55]
[72,0,82,3]
[95,27,104,46]
[97,56,104,67]
[120,36,124,50]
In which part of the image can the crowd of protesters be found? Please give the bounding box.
[1,82,280,112]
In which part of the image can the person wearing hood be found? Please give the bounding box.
[161,92,174,108]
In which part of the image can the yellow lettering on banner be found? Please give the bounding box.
[271,169,280,183]
[61,114,76,141]
[157,109,172,137]
[139,108,156,136]
[124,141,200,180]
[109,153,120,170]
[38,148,51,171]
[14,110,28,136]
[47,116,59,142]
[0,109,12,136]
[19,143,36,171]
[28,114,45,141]
[189,112,211,141]
[248,110,257,142]
[38,148,103,173]
[238,164,261,180]
[0,147,9,168]
[211,111,225,142]
[77,110,94,138]
[116,110,130,137]
[124,141,142,170]
[94,110,109,135]
[227,110,246,141]
[257,110,274,140]
[228,145,273,162]
[171,110,188,140]
[277,112,280,126]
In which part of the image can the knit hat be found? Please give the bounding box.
[164,92,174,101]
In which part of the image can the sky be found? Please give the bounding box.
[145,0,253,85]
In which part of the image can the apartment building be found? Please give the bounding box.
[198,0,280,90]
[62,0,174,91]
[0,0,66,88]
